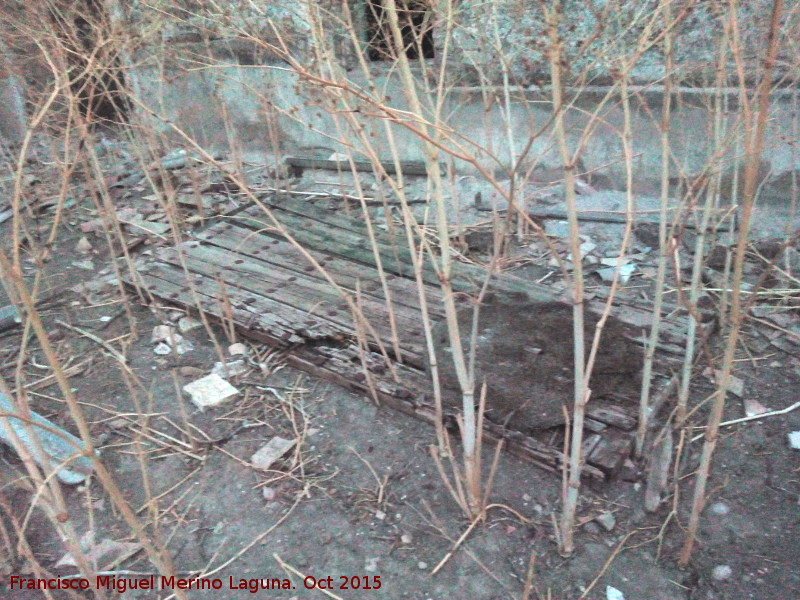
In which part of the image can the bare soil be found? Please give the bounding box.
[431,299,642,430]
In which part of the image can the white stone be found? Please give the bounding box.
[743,398,769,416]
[211,360,247,378]
[710,502,730,515]
[597,262,635,283]
[228,342,248,356]
[364,557,379,572]
[250,436,295,470]
[76,237,93,254]
[606,586,625,600]
[151,325,175,343]
[183,373,239,410]
[712,565,733,581]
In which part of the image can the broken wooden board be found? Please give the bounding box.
[122,191,712,480]
[285,156,431,177]
[526,207,735,232]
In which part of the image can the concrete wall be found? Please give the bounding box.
[131,1,799,205]
[136,60,799,206]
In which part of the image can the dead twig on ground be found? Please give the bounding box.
[54,319,127,365]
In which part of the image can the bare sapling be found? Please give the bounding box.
[679,0,785,567]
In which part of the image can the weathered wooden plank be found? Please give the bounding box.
[585,401,637,431]
[219,208,425,296]
[526,207,733,231]
[594,298,717,357]
[133,262,355,346]
[285,156,431,176]
[276,340,606,479]
[230,198,712,360]
[129,256,609,479]
[154,244,428,362]
[583,418,608,433]
[231,202,557,302]
[158,242,425,327]
[246,197,418,266]
[194,222,446,317]
[582,433,603,457]
[119,190,722,482]
[125,262,613,480]
[586,428,634,475]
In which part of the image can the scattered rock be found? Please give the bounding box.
[594,512,616,532]
[724,373,744,397]
[71,259,95,271]
[178,366,204,378]
[151,325,191,354]
[417,561,428,570]
[574,240,597,260]
[743,398,770,417]
[710,502,730,516]
[151,325,176,343]
[183,373,239,411]
[712,565,733,581]
[153,342,172,355]
[262,487,277,501]
[704,368,744,397]
[639,265,658,279]
[375,510,386,521]
[211,359,247,378]
[596,262,635,283]
[80,218,106,233]
[228,342,248,356]
[364,557,379,572]
[56,536,140,569]
[400,533,413,545]
[178,316,202,333]
[606,585,625,600]
[250,436,295,470]
[620,458,638,481]
[76,236,93,254]
[107,417,129,430]
[788,431,800,450]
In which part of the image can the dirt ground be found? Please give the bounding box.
[1,145,799,600]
